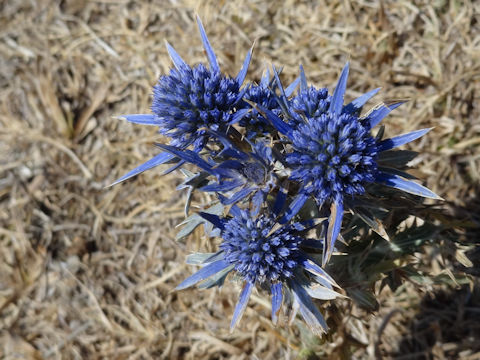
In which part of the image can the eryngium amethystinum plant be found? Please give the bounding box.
[112,16,442,335]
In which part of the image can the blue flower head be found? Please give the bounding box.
[109,17,444,337]
[220,209,301,284]
[287,107,379,204]
[263,63,441,265]
[176,206,341,334]
[151,62,241,150]
[112,17,253,185]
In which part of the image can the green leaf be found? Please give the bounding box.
[391,222,439,254]
[347,288,379,311]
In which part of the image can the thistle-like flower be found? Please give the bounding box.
[286,107,379,204]
[263,63,441,265]
[112,17,253,185]
[176,206,341,334]
[150,63,243,150]
[109,15,446,338]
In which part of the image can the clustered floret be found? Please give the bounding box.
[287,111,378,204]
[221,210,302,284]
[290,86,331,122]
[152,64,242,150]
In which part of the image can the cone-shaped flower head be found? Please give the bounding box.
[150,17,253,150]
[220,210,302,284]
[175,207,341,334]
[151,62,242,150]
[236,67,300,139]
[239,82,281,139]
[287,111,378,204]
[287,65,379,204]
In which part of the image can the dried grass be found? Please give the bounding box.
[1,0,479,359]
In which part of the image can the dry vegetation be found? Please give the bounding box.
[1,0,479,359]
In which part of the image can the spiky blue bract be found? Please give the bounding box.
[271,282,283,325]
[109,151,175,186]
[176,208,340,332]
